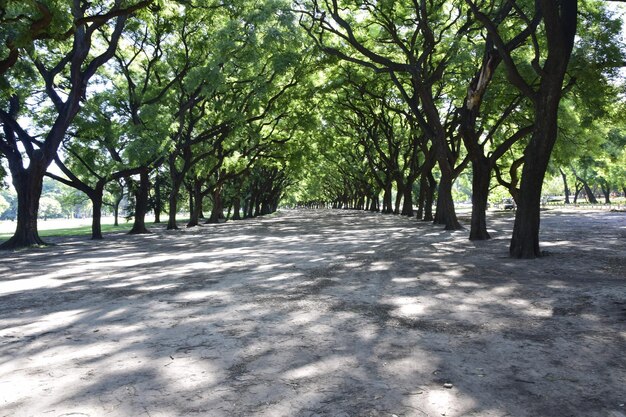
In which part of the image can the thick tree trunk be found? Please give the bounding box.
[232,197,242,220]
[369,194,378,211]
[401,182,414,216]
[129,168,151,234]
[394,182,403,214]
[510,102,559,258]
[382,182,393,214]
[434,170,462,230]
[187,184,194,216]
[187,180,203,227]
[510,159,545,258]
[424,172,436,222]
[0,165,46,249]
[207,187,224,223]
[167,179,181,230]
[581,179,598,203]
[90,185,104,240]
[243,198,250,219]
[469,160,491,240]
[261,200,270,215]
[509,0,577,259]
[246,194,252,218]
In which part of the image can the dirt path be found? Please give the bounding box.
[1,209,625,417]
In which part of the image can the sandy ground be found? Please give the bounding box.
[0,208,625,417]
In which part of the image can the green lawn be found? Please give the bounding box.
[0,217,160,241]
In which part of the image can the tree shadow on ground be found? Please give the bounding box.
[1,209,625,417]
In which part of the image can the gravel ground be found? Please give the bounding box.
[0,208,625,417]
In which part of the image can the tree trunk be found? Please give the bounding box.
[113,186,123,227]
[382,182,393,214]
[187,183,194,216]
[394,182,403,214]
[129,168,151,234]
[581,179,598,203]
[369,194,378,211]
[600,180,611,204]
[247,195,256,218]
[207,186,224,223]
[167,178,181,230]
[232,197,241,220]
[401,182,414,216]
[90,184,105,240]
[187,180,203,227]
[559,168,570,204]
[573,183,582,204]
[509,0,577,259]
[424,172,436,222]
[0,165,46,249]
[434,170,462,230]
[243,197,250,219]
[469,160,491,240]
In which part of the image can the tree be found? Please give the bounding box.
[0,0,151,249]
[466,0,578,257]
[299,0,472,230]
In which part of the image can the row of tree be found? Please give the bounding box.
[290,0,625,258]
[1,0,625,258]
[0,0,315,246]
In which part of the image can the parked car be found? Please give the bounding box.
[502,198,516,210]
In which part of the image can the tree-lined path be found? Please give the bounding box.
[1,209,624,417]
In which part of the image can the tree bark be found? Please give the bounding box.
[401,182,414,216]
[232,197,241,220]
[207,186,224,223]
[394,182,403,214]
[187,179,203,227]
[128,168,151,234]
[90,183,105,240]
[434,170,462,230]
[580,178,598,203]
[510,101,561,257]
[599,180,611,204]
[424,172,436,222]
[369,194,378,211]
[382,182,393,214]
[167,172,183,230]
[167,183,180,230]
[469,159,491,240]
[0,163,46,249]
[509,0,577,258]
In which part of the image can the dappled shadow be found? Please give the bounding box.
[1,209,625,416]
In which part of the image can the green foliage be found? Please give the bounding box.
[39,196,63,219]
[0,193,9,215]
[2,0,625,229]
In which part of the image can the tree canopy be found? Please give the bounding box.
[1,0,625,258]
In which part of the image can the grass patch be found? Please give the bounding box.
[0,223,133,240]
[0,221,162,241]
